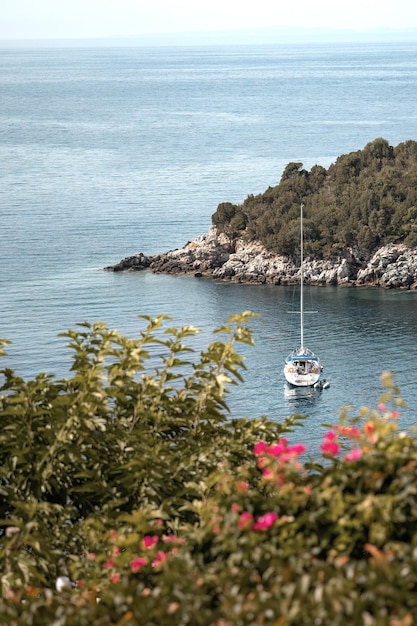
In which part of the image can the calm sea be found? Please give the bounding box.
[1,42,417,453]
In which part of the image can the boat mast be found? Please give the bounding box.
[300,203,304,351]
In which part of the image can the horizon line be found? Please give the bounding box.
[1,25,417,46]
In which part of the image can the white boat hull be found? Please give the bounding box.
[284,354,321,388]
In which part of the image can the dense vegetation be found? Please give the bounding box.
[1,314,416,624]
[212,138,417,259]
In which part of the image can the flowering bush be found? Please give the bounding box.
[0,319,416,625]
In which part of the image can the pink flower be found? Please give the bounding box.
[262,468,274,480]
[252,512,278,531]
[390,411,400,419]
[321,440,340,456]
[237,481,249,492]
[364,421,374,435]
[103,558,114,569]
[111,573,120,584]
[378,403,386,412]
[142,535,159,549]
[152,551,169,568]
[287,443,306,455]
[321,431,340,456]
[254,441,269,455]
[338,426,361,439]
[345,448,363,462]
[130,557,147,573]
[257,456,268,469]
[238,512,253,529]
[231,503,240,513]
[269,441,288,457]
[162,535,185,545]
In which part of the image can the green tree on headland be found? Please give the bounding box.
[212,138,417,258]
[0,316,416,625]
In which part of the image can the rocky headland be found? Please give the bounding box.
[104,227,417,289]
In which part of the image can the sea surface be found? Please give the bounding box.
[1,41,417,455]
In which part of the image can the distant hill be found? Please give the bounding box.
[211,138,417,260]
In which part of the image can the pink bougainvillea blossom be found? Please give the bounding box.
[262,468,274,480]
[142,535,159,550]
[152,551,169,568]
[252,512,278,531]
[337,425,362,439]
[238,512,253,529]
[162,535,185,545]
[257,456,268,469]
[345,448,363,462]
[130,557,147,573]
[364,421,377,443]
[287,443,307,455]
[321,431,340,456]
[279,444,307,465]
[364,421,374,435]
[254,441,269,456]
[269,441,288,457]
[255,438,305,463]
[253,437,307,488]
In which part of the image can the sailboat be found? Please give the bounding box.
[284,204,322,388]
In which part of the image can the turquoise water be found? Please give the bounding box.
[1,42,417,452]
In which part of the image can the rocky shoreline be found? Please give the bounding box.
[104,227,417,290]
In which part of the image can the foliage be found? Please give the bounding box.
[0,315,293,590]
[212,138,417,259]
[0,317,416,625]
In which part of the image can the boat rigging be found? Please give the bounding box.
[284,204,325,388]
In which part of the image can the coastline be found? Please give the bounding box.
[105,227,417,290]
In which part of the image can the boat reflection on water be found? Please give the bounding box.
[283,383,323,412]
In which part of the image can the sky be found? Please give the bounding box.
[2,0,417,40]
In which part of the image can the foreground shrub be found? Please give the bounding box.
[0,317,415,625]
